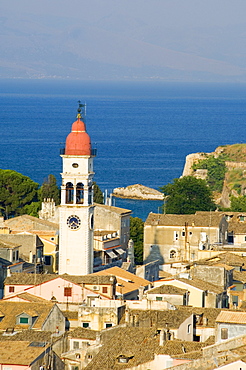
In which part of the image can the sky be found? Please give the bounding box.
[1,0,246,81]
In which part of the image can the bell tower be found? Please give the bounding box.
[59,103,96,275]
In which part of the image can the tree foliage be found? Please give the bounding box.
[0,169,39,218]
[130,216,144,264]
[93,182,103,204]
[230,195,246,212]
[192,154,227,192]
[40,174,60,205]
[160,176,216,214]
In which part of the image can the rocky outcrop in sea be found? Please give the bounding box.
[113,184,164,200]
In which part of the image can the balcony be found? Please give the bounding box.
[60,147,97,156]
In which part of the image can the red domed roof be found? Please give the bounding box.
[65,117,91,155]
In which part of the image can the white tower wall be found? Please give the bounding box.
[58,113,95,276]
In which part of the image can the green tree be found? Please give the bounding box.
[192,154,227,192]
[40,174,60,205]
[0,169,39,218]
[230,195,246,212]
[23,201,41,217]
[93,182,103,204]
[160,176,216,214]
[130,216,144,264]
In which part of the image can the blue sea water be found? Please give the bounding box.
[1,80,246,219]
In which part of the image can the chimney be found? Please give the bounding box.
[203,316,208,326]
[138,286,144,301]
[96,332,100,345]
[125,309,130,324]
[29,251,33,263]
[159,329,165,346]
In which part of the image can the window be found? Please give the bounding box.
[240,216,245,222]
[187,324,191,334]
[76,182,84,204]
[44,255,52,265]
[73,341,79,349]
[12,251,15,262]
[156,296,163,301]
[88,185,93,205]
[232,295,239,306]
[9,286,14,293]
[66,182,74,204]
[173,231,178,241]
[102,287,108,294]
[105,323,113,328]
[170,250,177,259]
[221,327,228,340]
[20,317,29,324]
[82,322,90,328]
[182,231,185,237]
[64,287,72,297]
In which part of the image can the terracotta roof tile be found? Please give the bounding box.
[125,309,192,329]
[145,212,224,227]
[0,341,49,365]
[4,292,50,303]
[84,328,207,370]
[191,252,246,268]
[4,272,116,286]
[68,327,98,340]
[216,310,246,324]
[4,214,59,231]
[0,301,56,331]
[0,329,62,343]
[177,277,224,294]
[0,238,20,248]
[62,311,78,320]
[93,267,149,294]
[233,270,246,283]
[95,203,132,215]
[147,285,187,295]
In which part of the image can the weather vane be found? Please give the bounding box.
[77,100,86,119]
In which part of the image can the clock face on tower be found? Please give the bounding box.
[67,215,81,230]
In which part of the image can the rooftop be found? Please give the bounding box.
[0,238,20,249]
[93,267,149,295]
[145,211,224,227]
[124,308,192,329]
[0,301,57,331]
[4,272,117,286]
[147,285,187,295]
[164,277,224,294]
[95,203,132,215]
[84,327,206,370]
[4,214,59,231]
[216,310,246,324]
[68,327,98,340]
[0,341,50,365]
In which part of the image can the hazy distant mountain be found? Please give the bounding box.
[0,8,246,81]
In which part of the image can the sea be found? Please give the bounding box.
[1,79,246,220]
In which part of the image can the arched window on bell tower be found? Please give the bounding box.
[88,184,93,205]
[66,182,74,204]
[76,183,84,204]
